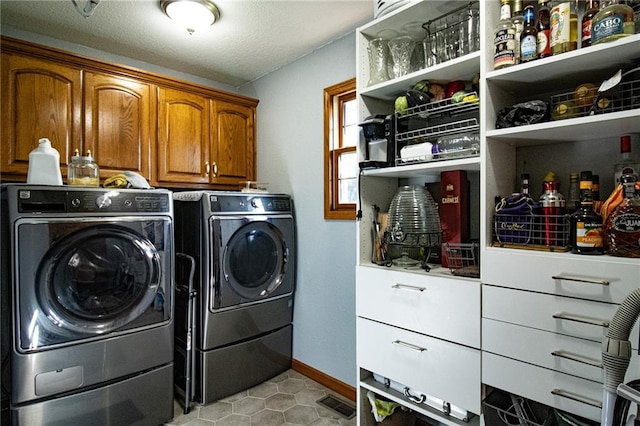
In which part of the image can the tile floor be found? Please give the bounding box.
[165,370,357,426]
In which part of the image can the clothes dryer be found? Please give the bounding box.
[1,185,174,426]
[173,191,295,404]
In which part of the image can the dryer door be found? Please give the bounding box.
[215,216,294,309]
[15,218,172,352]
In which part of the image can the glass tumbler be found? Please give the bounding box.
[367,37,390,86]
[388,36,415,78]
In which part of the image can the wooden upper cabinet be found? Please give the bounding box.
[211,101,255,186]
[1,53,82,178]
[157,87,211,185]
[84,72,153,181]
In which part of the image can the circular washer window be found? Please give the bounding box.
[223,221,287,300]
[36,225,161,336]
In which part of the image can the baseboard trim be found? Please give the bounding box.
[291,359,356,402]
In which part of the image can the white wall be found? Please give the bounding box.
[239,34,357,386]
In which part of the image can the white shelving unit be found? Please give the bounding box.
[356,1,640,425]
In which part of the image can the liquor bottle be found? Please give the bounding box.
[511,0,525,64]
[537,0,553,58]
[494,0,517,70]
[567,172,580,213]
[521,173,530,194]
[570,171,604,254]
[592,174,600,201]
[614,135,640,184]
[605,173,640,257]
[520,4,539,62]
[591,0,635,45]
[539,176,566,246]
[582,0,600,47]
[551,1,578,54]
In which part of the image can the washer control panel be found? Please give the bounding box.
[15,187,171,214]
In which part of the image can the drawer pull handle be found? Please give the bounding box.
[551,274,610,286]
[551,350,603,368]
[392,340,426,352]
[551,388,602,408]
[391,283,426,292]
[552,313,610,328]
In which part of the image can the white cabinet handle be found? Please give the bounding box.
[552,312,610,328]
[392,340,426,352]
[391,283,425,292]
[551,274,610,286]
[551,350,603,368]
[551,388,602,408]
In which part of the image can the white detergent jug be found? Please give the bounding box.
[26,138,63,185]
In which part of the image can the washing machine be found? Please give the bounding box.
[173,191,295,404]
[1,185,174,426]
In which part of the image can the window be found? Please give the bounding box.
[324,78,358,220]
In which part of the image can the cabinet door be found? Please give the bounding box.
[84,72,153,181]
[1,53,81,178]
[157,87,210,185]
[211,100,255,186]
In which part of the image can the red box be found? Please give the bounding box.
[440,170,470,268]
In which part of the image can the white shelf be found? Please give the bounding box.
[360,377,481,426]
[361,52,481,101]
[486,109,640,145]
[486,34,640,88]
[362,156,480,179]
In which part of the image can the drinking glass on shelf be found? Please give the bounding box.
[434,23,448,63]
[367,37,390,86]
[388,36,415,78]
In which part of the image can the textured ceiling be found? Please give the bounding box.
[0,0,374,87]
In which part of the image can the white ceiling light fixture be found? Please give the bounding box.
[161,0,220,35]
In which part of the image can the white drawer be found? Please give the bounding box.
[356,265,480,347]
[483,285,639,349]
[483,247,640,304]
[483,319,640,384]
[357,317,481,414]
[482,352,602,422]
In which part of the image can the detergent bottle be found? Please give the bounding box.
[26,138,63,185]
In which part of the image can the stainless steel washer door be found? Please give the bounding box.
[15,218,172,352]
[213,216,294,309]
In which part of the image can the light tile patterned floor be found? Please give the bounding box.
[165,370,356,426]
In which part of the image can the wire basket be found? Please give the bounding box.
[443,242,479,278]
[493,214,570,252]
[550,79,640,120]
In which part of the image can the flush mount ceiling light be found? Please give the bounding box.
[161,0,220,35]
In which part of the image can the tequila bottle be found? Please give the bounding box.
[605,173,640,257]
[591,0,634,45]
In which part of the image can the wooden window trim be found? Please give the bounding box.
[324,77,357,220]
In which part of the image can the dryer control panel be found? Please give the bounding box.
[209,194,292,214]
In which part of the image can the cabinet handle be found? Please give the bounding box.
[212,162,218,176]
[391,283,425,292]
[205,162,210,176]
[552,312,610,328]
[392,340,426,352]
[551,350,603,368]
[551,274,610,286]
[551,388,602,408]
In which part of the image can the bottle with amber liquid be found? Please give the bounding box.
[520,4,539,62]
[550,1,578,54]
[537,0,552,58]
[570,171,604,254]
[582,0,600,47]
[605,173,640,257]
